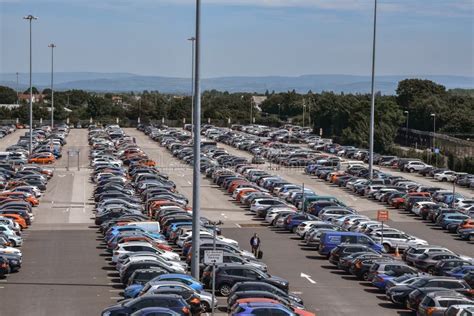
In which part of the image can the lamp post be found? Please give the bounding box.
[188,37,196,139]
[368,0,377,180]
[23,14,37,155]
[404,110,409,146]
[250,96,253,125]
[16,72,19,104]
[191,0,202,279]
[431,113,437,166]
[48,43,56,130]
[302,101,306,128]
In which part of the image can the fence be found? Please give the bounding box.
[396,127,474,158]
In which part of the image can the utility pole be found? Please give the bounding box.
[188,37,196,139]
[431,113,437,167]
[49,43,56,130]
[404,110,409,146]
[16,72,19,104]
[368,0,377,180]
[23,14,38,155]
[191,0,202,279]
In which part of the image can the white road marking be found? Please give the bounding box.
[110,297,122,300]
[58,174,66,177]
[300,272,317,284]
[187,181,191,185]
[109,289,122,293]
[291,291,303,295]
[235,223,241,228]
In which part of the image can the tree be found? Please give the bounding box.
[0,86,18,104]
[23,87,39,94]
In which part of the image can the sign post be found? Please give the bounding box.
[377,210,389,245]
[204,248,222,316]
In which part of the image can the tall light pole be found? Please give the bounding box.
[250,96,253,125]
[431,113,437,166]
[188,37,196,139]
[191,0,202,279]
[23,15,38,155]
[404,110,409,146]
[368,0,377,179]
[302,100,306,128]
[16,72,19,104]
[49,43,56,130]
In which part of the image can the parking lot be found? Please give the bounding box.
[0,129,112,316]
[0,127,471,316]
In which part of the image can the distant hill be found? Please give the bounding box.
[1,72,472,95]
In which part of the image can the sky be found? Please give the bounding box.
[0,0,473,78]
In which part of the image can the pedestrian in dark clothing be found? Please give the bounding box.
[250,233,261,257]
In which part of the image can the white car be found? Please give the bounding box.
[264,208,296,224]
[454,199,474,210]
[434,171,458,182]
[0,225,23,247]
[112,241,180,263]
[0,244,22,257]
[370,231,427,252]
[411,201,438,216]
[405,161,430,173]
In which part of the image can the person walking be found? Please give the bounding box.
[250,233,261,257]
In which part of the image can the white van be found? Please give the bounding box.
[126,221,161,234]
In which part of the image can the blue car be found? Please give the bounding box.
[437,213,470,229]
[445,266,474,279]
[130,307,180,316]
[124,273,203,299]
[318,231,383,256]
[284,213,318,232]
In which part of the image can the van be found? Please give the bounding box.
[127,221,160,234]
[318,231,383,257]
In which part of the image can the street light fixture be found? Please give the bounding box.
[368,0,377,180]
[404,110,409,146]
[188,37,196,140]
[191,0,202,279]
[16,72,19,104]
[23,14,38,155]
[431,113,437,166]
[48,43,56,130]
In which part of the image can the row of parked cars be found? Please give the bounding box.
[0,125,68,279]
[203,125,474,244]
[190,124,474,315]
[97,125,314,315]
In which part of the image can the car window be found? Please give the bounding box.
[243,269,259,278]
[442,281,463,289]
[438,299,470,308]
[226,268,244,276]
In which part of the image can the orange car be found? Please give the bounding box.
[28,153,55,164]
[0,192,39,206]
[0,214,27,229]
[459,219,474,230]
[236,188,259,202]
[228,180,249,193]
[138,159,156,167]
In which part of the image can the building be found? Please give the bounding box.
[112,96,123,105]
[18,93,45,103]
[251,96,267,112]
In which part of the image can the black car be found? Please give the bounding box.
[101,294,190,316]
[202,264,289,296]
[386,277,473,306]
[329,244,375,266]
[229,281,303,305]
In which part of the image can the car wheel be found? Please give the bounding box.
[427,266,436,274]
[219,284,231,296]
[409,168,415,173]
[9,239,16,247]
[383,244,391,253]
[200,301,211,312]
[442,178,447,182]
[363,271,369,281]
[469,234,474,242]
[292,226,297,233]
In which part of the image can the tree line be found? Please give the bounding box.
[0,79,472,154]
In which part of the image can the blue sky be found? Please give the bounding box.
[1,0,473,78]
